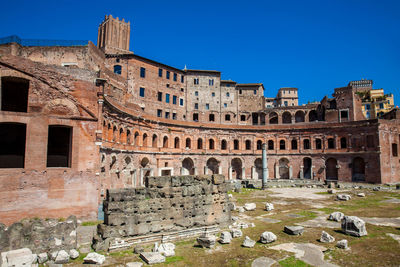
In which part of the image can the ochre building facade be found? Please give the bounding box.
[0,15,399,224]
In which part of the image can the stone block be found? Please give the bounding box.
[320,231,335,243]
[212,174,225,185]
[337,194,351,201]
[341,216,367,237]
[242,236,256,248]
[328,212,345,222]
[54,250,70,264]
[265,203,274,211]
[83,252,106,265]
[244,203,256,211]
[336,239,348,249]
[260,231,277,244]
[1,248,34,267]
[197,233,217,248]
[284,226,304,235]
[140,252,165,264]
[219,231,232,244]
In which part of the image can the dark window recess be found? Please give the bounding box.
[291,140,298,150]
[234,140,239,150]
[392,143,398,157]
[158,92,163,101]
[209,114,215,121]
[158,68,163,77]
[181,75,184,83]
[304,139,311,149]
[340,137,347,148]
[245,140,251,150]
[225,114,231,121]
[140,67,146,78]
[340,110,348,119]
[113,65,122,75]
[157,109,162,117]
[257,140,262,150]
[173,95,177,105]
[139,87,145,97]
[193,113,199,122]
[47,125,72,167]
[240,115,246,121]
[221,140,227,150]
[315,138,322,149]
[172,113,177,120]
[328,138,335,149]
[280,140,285,150]
[173,73,177,81]
[0,123,26,168]
[1,77,29,112]
[166,71,170,79]
[268,140,274,150]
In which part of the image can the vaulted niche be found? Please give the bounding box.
[1,77,29,112]
[47,125,72,167]
[0,123,26,168]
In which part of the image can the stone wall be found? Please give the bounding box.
[94,174,231,250]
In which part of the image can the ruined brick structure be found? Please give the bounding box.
[0,15,399,224]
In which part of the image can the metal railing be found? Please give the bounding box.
[0,35,88,47]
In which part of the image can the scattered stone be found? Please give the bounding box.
[38,252,48,264]
[229,202,237,211]
[249,222,255,227]
[238,207,245,213]
[47,264,63,267]
[328,212,345,222]
[231,216,239,221]
[134,245,145,254]
[327,189,336,194]
[231,228,243,238]
[83,252,106,265]
[260,231,277,244]
[196,233,217,248]
[244,203,257,211]
[219,231,232,244]
[50,251,58,261]
[242,236,256,248]
[237,222,249,229]
[284,226,304,235]
[341,216,367,237]
[228,193,233,198]
[265,203,274,211]
[357,193,366,197]
[386,233,400,244]
[373,187,381,191]
[320,231,335,243]
[31,253,38,264]
[337,194,351,201]
[328,182,335,188]
[155,242,175,257]
[0,248,35,267]
[54,250,70,264]
[140,252,165,265]
[251,256,276,267]
[126,262,143,267]
[336,239,348,249]
[69,249,79,259]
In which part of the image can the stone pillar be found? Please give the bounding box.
[251,166,256,179]
[204,166,208,175]
[311,166,314,180]
[218,166,222,175]
[300,166,304,179]
[262,143,268,188]
[229,167,233,180]
[289,166,293,179]
[194,167,198,175]
[275,163,280,179]
[242,167,246,179]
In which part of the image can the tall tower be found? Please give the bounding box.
[97,15,131,54]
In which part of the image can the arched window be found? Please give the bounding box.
[268,140,274,150]
[340,137,347,149]
[328,138,335,149]
[315,138,322,149]
[233,139,239,150]
[209,139,215,149]
[304,139,311,149]
[163,136,168,148]
[119,128,124,143]
[134,132,139,146]
[291,139,298,150]
[295,111,305,123]
[309,110,317,122]
[185,138,191,149]
[152,134,158,148]
[142,133,148,147]
[245,140,251,150]
[174,137,180,148]
[197,138,203,149]
[113,65,122,75]
[282,112,292,124]
[221,140,227,150]
[280,140,286,150]
[269,112,278,124]
[256,140,262,150]
[112,126,117,142]
[126,130,131,144]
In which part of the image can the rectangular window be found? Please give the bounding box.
[365,104,370,110]
[224,103,227,108]
[172,113,177,120]
[195,91,199,96]
[166,71,170,79]
[139,87,145,97]
[209,114,215,121]
[157,109,162,117]
[158,68,163,77]
[239,89,242,94]
[212,92,215,97]
[173,95,177,105]
[179,98,184,106]
[140,67,146,78]
[379,103,384,109]
[194,103,198,109]
[194,78,199,85]
[181,75,184,83]
[1,77,29,112]
[173,73,177,81]
[209,79,214,86]
[205,104,209,110]
[193,113,199,121]
[340,110,349,119]
[47,125,72,167]
[165,112,170,119]
[157,92,163,101]
[0,123,26,168]
[226,92,230,97]
[225,114,230,121]
[393,143,398,157]
[254,89,257,95]
[166,93,170,103]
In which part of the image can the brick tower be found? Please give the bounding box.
[97,15,131,54]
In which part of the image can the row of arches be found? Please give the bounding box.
[252,110,320,125]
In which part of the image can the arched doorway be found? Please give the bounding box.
[352,157,365,182]
[295,111,305,123]
[303,157,312,179]
[182,158,195,175]
[231,158,242,179]
[254,158,263,179]
[326,158,338,180]
[279,158,289,179]
[207,158,219,174]
[282,112,292,124]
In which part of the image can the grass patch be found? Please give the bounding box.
[81,220,103,226]
[109,249,134,258]
[279,256,311,267]
[165,255,184,264]
[315,191,331,195]
[297,210,317,219]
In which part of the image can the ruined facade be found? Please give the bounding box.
[0,15,399,224]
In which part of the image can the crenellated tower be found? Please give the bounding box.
[97,15,131,54]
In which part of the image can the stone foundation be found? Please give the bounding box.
[93,175,231,250]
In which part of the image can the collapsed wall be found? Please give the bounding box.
[94,175,231,250]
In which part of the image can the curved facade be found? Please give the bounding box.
[0,15,399,224]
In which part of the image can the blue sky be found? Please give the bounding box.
[1,0,399,105]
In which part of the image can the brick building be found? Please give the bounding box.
[0,15,399,224]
